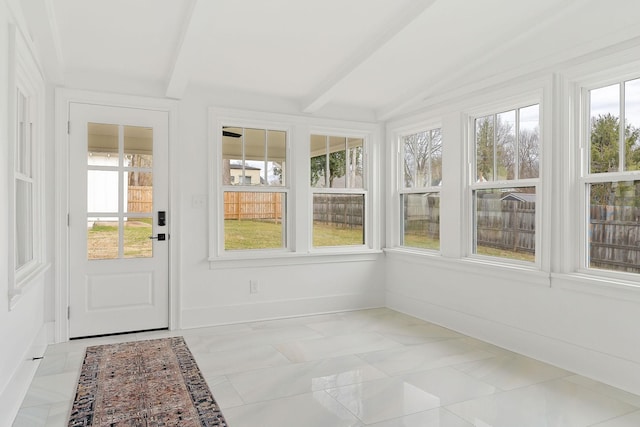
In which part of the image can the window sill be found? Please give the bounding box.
[209,249,383,269]
[384,247,550,287]
[551,272,640,303]
[10,262,51,310]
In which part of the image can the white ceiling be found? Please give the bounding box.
[21,0,640,120]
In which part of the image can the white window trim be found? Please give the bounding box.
[466,96,545,270]
[396,123,443,253]
[7,24,48,309]
[208,108,380,268]
[576,75,640,283]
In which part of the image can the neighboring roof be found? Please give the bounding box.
[501,193,536,203]
[229,164,261,171]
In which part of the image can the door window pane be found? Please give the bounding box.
[401,193,439,250]
[88,123,118,159]
[124,125,153,166]
[224,192,286,250]
[313,194,364,247]
[124,217,153,259]
[87,217,119,260]
[87,170,119,213]
[125,172,153,213]
[473,188,536,262]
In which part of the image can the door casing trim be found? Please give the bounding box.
[54,88,180,343]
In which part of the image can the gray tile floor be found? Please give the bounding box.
[13,308,640,426]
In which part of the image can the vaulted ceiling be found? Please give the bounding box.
[21,0,640,120]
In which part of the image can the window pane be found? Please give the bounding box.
[589,181,640,274]
[474,188,535,262]
[403,129,442,188]
[124,125,153,166]
[87,217,119,260]
[16,90,31,176]
[267,130,286,186]
[15,179,33,268]
[88,123,119,159]
[476,116,495,182]
[222,127,243,185]
[401,193,439,250]
[347,138,364,188]
[125,172,152,213]
[590,84,620,173]
[518,105,540,179]
[329,136,346,188]
[430,129,442,186]
[310,134,328,188]
[224,192,286,250]
[625,79,640,171]
[124,217,153,259]
[313,194,364,247]
[87,170,119,213]
[496,110,515,180]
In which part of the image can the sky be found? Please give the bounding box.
[591,78,640,129]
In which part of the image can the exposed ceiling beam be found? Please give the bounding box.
[376,0,589,120]
[165,0,205,99]
[19,0,65,83]
[301,0,438,114]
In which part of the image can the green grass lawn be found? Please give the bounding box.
[88,220,152,259]
[476,245,535,262]
[224,220,364,249]
[402,233,440,250]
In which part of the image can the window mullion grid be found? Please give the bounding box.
[118,125,124,259]
[493,113,497,181]
[515,108,520,180]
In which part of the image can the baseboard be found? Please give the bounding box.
[386,290,640,397]
[0,322,49,427]
[182,293,384,329]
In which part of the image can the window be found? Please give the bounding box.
[583,78,640,274]
[470,104,540,263]
[399,128,442,250]
[221,126,288,251]
[9,26,46,307]
[310,134,366,247]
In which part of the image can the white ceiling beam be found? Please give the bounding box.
[376,0,589,120]
[301,0,439,114]
[19,0,65,83]
[165,0,206,99]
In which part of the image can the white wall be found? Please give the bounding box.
[177,87,385,328]
[384,51,640,396]
[0,1,50,424]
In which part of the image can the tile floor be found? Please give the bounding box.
[13,308,640,426]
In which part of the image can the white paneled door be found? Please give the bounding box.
[68,103,169,338]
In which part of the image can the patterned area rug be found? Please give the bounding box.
[68,336,227,426]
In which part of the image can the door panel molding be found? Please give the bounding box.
[54,89,180,343]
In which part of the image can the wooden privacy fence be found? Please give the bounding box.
[590,204,640,273]
[127,186,152,213]
[475,198,536,254]
[313,194,364,228]
[225,192,283,221]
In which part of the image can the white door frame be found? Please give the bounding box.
[54,88,181,343]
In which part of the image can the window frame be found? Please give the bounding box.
[578,75,640,280]
[467,99,543,268]
[7,25,48,309]
[213,117,292,258]
[209,109,380,266]
[397,124,443,252]
[309,130,369,251]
